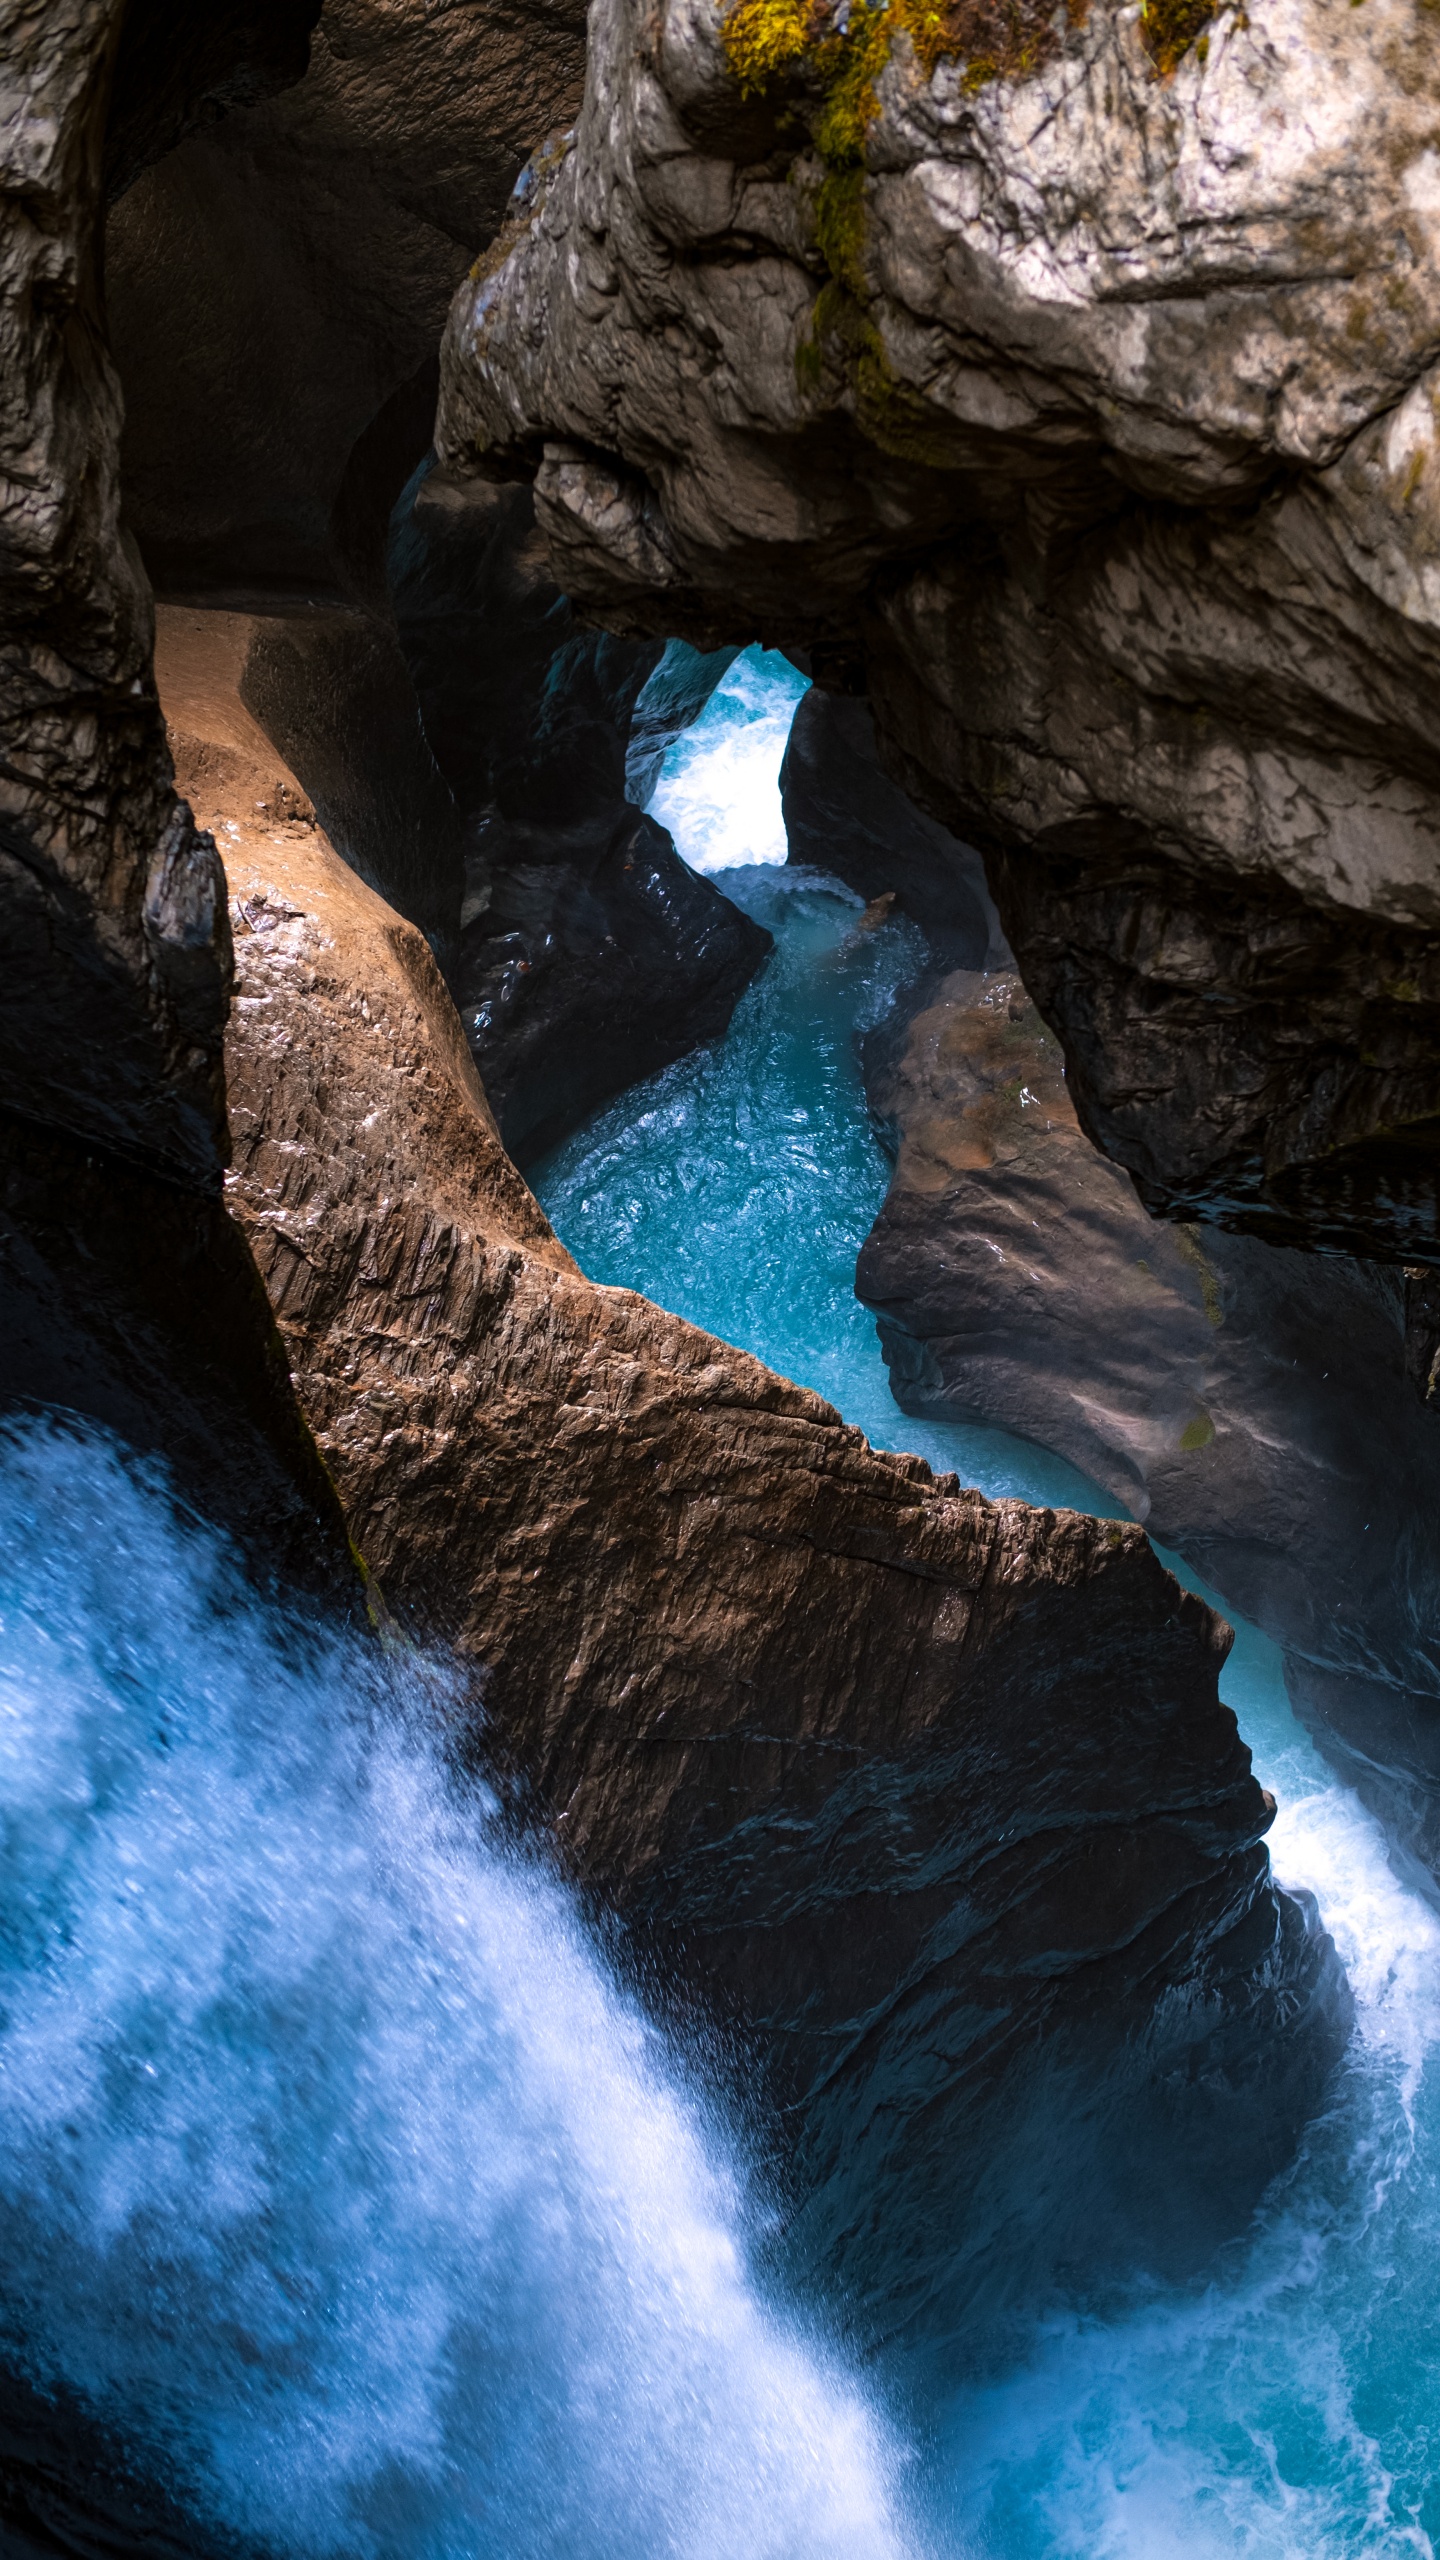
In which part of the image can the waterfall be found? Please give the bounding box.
[0,1419,917,2560]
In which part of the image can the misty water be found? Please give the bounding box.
[4,648,1439,2558]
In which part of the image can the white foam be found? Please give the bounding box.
[647,646,810,872]
[0,1421,917,2560]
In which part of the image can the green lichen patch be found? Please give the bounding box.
[1139,0,1219,72]
[723,0,1080,136]
[1173,1223,1225,1329]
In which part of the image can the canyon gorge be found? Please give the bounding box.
[1,0,1438,2550]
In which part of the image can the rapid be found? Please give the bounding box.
[2,647,1437,2558]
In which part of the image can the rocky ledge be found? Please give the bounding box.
[442,0,1440,1268]
[158,618,1351,2374]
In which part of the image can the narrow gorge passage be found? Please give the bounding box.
[537,653,1440,2560]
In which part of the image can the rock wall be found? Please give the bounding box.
[782,684,1008,963]
[0,0,355,1588]
[441,0,1440,1267]
[104,0,588,612]
[857,968,1440,1879]
[390,465,772,1159]
[154,617,1352,2369]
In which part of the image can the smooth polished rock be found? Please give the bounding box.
[442,0,1440,1266]
[858,967,1440,1883]
[162,605,1352,2363]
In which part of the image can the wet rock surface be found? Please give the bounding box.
[391,467,771,1159]
[781,686,1007,965]
[0,0,353,1587]
[164,601,1353,2363]
[858,969,1440,1886]
[444,0,1440,1267]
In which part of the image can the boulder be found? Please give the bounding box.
[156,618,1354,2372]
[390,465,772,1160]
[441,0,1440,1268]
[857,968,1440,1882]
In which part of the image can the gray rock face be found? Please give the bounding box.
[390,465,772,1159]
[441,0,1440,1265]
[857,968,1440,1878]
[0,0,241,1187]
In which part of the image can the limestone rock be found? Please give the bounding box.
[0,0,235,1186]
[0,0,354,1600]
[857,968,1440,1876]
[162,613,1353,2361]
[390,466,772,1158]
[442,0,1440,1265]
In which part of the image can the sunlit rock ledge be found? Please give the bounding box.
[145,606,1354,2377]
[440,0,1440,1267]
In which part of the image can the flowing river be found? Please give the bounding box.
[538,648,1440,2559]
[2,649,1437,2558]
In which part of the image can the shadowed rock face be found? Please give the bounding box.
[440,0,1440,1266]
[390,466,773,1159]
[105,0,589,612]
[782,686,1008,965]
[857,968,1440,1884]
[0,0,353,1588]
[154,624,1353,2373]
[1,0,240,1188]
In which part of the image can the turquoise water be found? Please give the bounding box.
[647,645,811,876]
[4,649,1439,2558]
[532,661,1440,2558]
[0,1421,914,2560]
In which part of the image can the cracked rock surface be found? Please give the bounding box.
[442,0,1440,1262]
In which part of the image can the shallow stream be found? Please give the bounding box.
[2,652,1438,2558]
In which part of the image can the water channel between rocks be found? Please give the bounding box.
[2,653,1437,2560]
[532,647,1440,2560]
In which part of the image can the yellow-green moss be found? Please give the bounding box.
[1173,1223,1225,1329]
[1138,0,1217,69]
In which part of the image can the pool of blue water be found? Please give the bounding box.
[529,651,1440,2560]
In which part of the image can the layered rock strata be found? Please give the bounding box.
[390,466,772,1159]
[858,969,1440,1878]
[443,0,1440,1265]
[157,625,1352,2368]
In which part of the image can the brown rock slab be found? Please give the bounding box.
[159,621,1351,2365]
